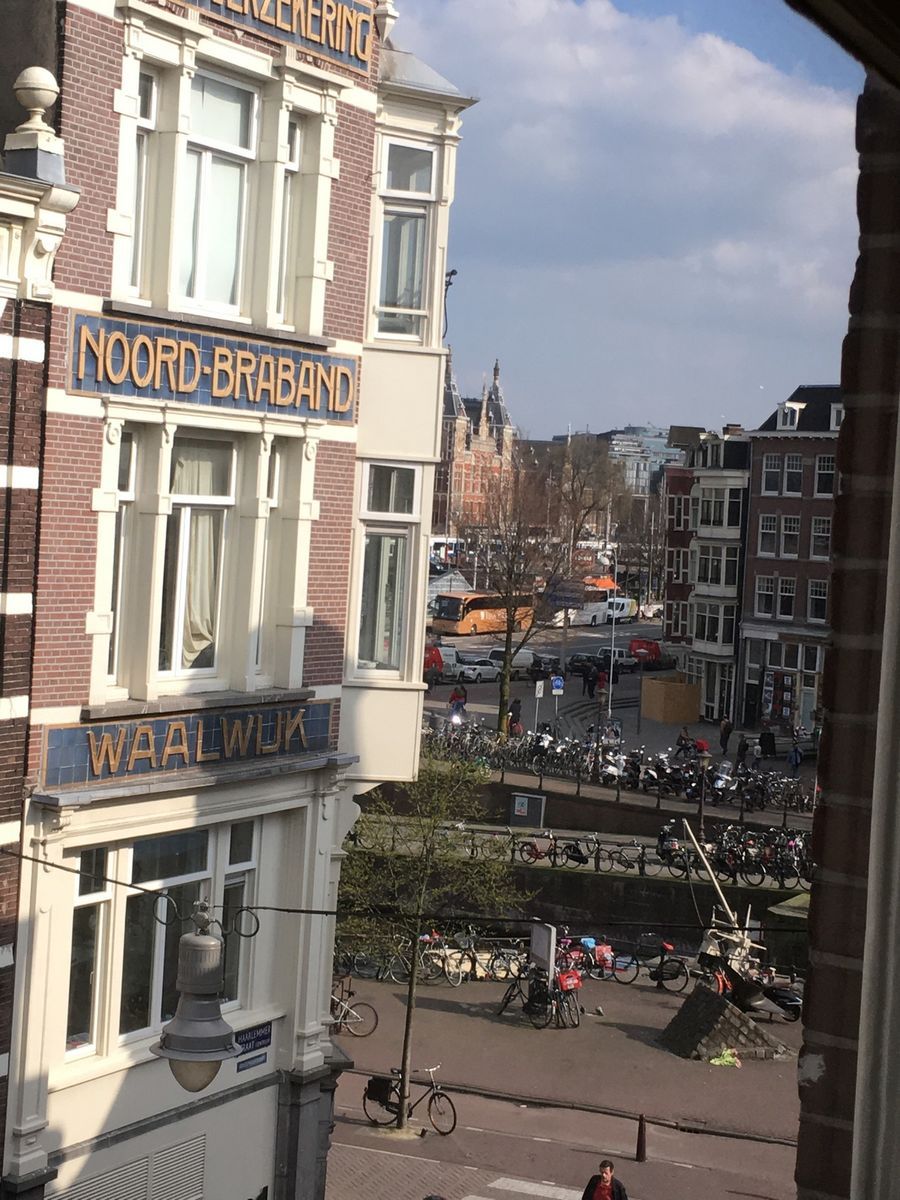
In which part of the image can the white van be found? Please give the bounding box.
[606,597,638,623]
[487,646,535,678]
[435,645,462,680]
[550,600,608,627]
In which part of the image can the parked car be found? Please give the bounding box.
[629,639,677,671]
[435,644,461,680]
[456,656,502,684]
[606,597,638,623]
[598,646,638,673]
[565,652,606,678]
[487,646,535,678]
[528,653,561,681]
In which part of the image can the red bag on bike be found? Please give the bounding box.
[558,969,582,992]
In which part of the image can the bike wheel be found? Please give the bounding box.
[443,956,464,987]
[528,999,554,1028]
[420,950,444,983]
[363,1087,398,1126]
[489,952,512,981]
[345,1002,378,1037]
[667,854,688,879]
[642,854,662,877]
[352,951,380,979]
[497,980,519,1015]
[428,1091,458,1135]
[562,990,581,1027]
[613,956,640,985]
[778,864,800,891]
[481,836,508,861]
[387,955,410,984]
[614,849,637,873]
[518,842,538,863]
[596,848,615,872]
[741,861,765,887]
[560,843,584,868]
[660,960,691,993]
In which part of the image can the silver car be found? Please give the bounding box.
[456,657,501,684]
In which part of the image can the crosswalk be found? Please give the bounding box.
[464,1179,582,1200]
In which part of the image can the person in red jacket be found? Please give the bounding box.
[423,643,443,693]
[581,1159,628,1200]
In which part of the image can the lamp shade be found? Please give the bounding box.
[150,930,241,1092]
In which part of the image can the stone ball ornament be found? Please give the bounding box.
[13,67,60,131]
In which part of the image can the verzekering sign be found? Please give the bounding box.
[177,0,374,74]
[70,314,356,423]
[43,701,332,789]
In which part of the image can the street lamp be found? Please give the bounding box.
[698,749,712,839]
[634,648,650,737]
[607,548,618,721]
[151,903,241,1092]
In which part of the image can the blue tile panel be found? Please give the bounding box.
[70,314,356,424]
[182,0,373,74]
[44,702,332,789]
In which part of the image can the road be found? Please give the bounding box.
[327,972,801,1200]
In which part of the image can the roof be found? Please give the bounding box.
[443,359,514,431]
[380,44,467,100]
[667,425,705,449]
[757,385,841,433]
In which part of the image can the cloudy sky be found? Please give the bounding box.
[394,0,864,437]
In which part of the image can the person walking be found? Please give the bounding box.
[508,696,523,736]
[735,733,749,769]
[719,715,733,756]
[587,664,599,700]
[448,683,467,722]
[673,726,692,759]
[581,664,590,697]
[787,742,803,778]
[581,1158,628,1200]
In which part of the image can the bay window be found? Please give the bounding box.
[357,463,419,672]
[178,73,257,309]
[377,141,436,338]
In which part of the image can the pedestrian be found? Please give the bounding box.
[508,696,523,736]
[752,739,763,766]
[673,726,692,759]
[735,733,749,769]
[719,715,733,755]
[448,683,467,722]
[788,742,803,778]
[581,663,590,696]
[581,1158,628,1200]
[587,664,598,700]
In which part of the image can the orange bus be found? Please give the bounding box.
[431,592,533,637]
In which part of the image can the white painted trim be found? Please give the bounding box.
[314,685,342,700]
[0,594,32,616]
[0,1053,9,1079]
[0,335,45,363]
[45,390,105,419]
[29,706,83,726]
[0,824,21,847]
[342,85,378,114]
[0,696,29,721]
[0,466,39,490]
[54,289,104,313]
[66,0,115,14]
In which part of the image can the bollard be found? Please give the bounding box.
[635,1113,647,1163]
[594,837,602,873]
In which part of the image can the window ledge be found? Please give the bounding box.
[102,299,335,352]
[343,677,425,690]
[83,686,316,721]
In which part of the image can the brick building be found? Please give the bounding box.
[432,355,515,539]
[661,462,693,653]
[738,386,839,731]
[0,4,472,1198]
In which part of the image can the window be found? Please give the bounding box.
[667,495,688,529]
[722,604,736,644]
[707,441,721,467]
[778,404,799,429]
[276,118,302,321]
[700,487,725,526]
[689,496,699,530]
[727,488,742,528]
[357,463,420,672]
[377,141,436,338]
[131,72,157,289]
[178,73,257,309]
[724,546,739,586]
[64,823,256,1055]
[816,454,836,496]
[756,575,775,617]
[811,516,831,560]
[108,431,135,677]
[784,453,803,495]
[697,546,722,586]
[693,601,720,644]
[778,577,796,619]
[781,515,800,558]
[809,579,828,623]
[758,514,777,556]
[762,454,780,494]
[159,437,235,675]
[831,404,843,431]
[67,850,110,1054]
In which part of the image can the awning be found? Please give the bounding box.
[583,575,616,591]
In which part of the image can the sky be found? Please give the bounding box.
[393,0,865,438]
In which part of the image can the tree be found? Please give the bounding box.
[338,758,528,1130]
[455,439,621,734]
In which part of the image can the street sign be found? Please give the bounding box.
[535,680,544,699]
[551,674,564,696]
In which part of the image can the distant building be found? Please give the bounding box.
[557,426,684,500]
[433,356,516,536]
[661,464,694,649]
[738,386,840,730]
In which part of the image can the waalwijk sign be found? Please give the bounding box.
[70,314,357,422]
[43,701,332,789]
[177,0,373,74]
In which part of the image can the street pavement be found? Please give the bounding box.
[328,969,800,1199]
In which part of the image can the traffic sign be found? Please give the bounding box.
[551,674,565,696]
[534,680,544,699]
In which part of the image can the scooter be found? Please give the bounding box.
[721,960,802,1022]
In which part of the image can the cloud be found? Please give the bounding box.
[394,0,860,434]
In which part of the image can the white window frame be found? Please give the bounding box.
[275,117,303,323]
[808,579,829,624]
[375,138,438,342]
[778,577,796,619]
[811,515,831,561]
[781,515,801,559]
[783,453,803,496]
[130,70,158,292]
[758,514,777,556]
[755,575,775,618]
[762,454,781,495]
[108,431,136,681]
[831,404,844,431]
[65,851,112,1061]
[815,454,836,497]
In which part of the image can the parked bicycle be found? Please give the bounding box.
[363,1065,457,1134]
[610,935,691,992]
[330,985,378,1037]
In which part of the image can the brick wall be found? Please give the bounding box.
[303,441,355,690]
[794,74,900,1199]
[323,101,376,341]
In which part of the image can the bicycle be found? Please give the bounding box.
[518,830,559,866]
[611,936,691,992]
[597,840,660,876]
[363,1065,457,1134]
[329,988,378,1037]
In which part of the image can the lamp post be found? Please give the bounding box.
[634,648,649,736]
[607,548,618,721]
[151,903,241,1092]
[698,748,712,840]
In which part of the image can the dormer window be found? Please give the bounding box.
[831,403,844,431]
[778,404,800,430]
